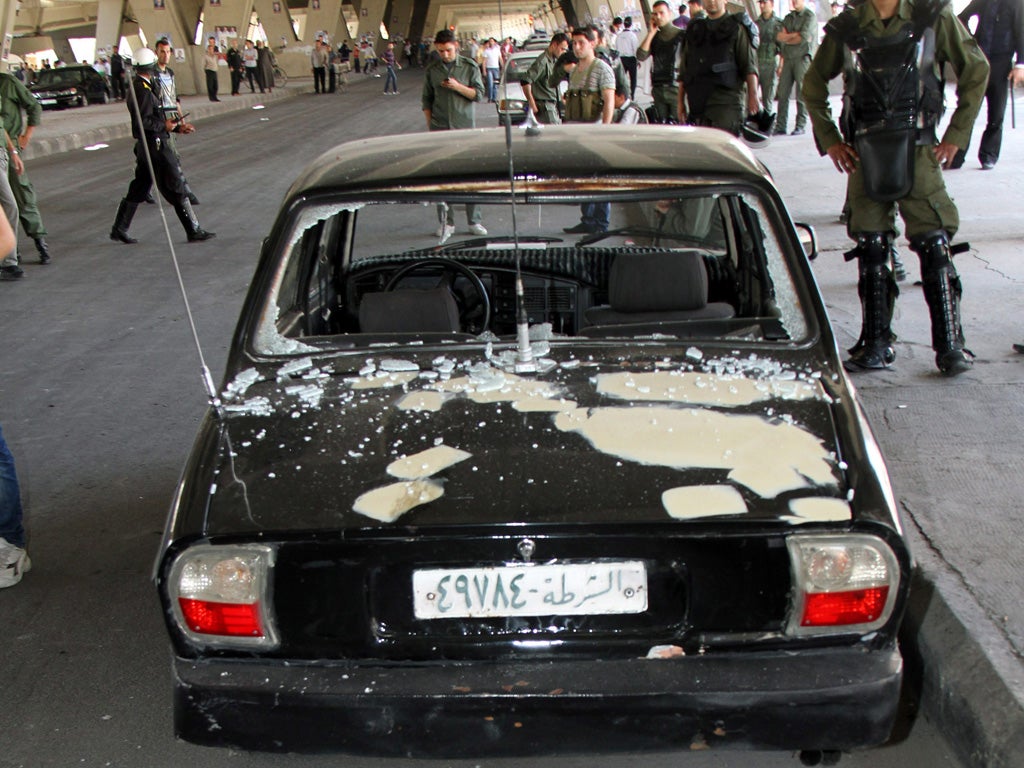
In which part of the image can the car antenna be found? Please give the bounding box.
[497,3,540,374]
[124,59,222,411]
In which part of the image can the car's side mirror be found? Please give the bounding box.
[794,222,817,261]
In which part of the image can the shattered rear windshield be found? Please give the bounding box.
[254,186,811,356]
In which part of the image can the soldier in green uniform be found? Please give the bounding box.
[0,72,51,264]
[775,0,817,134]
[803,0,989,375]
[677,0,761,134]
[422,29,486,242]
[755,0,784,111]
[522,33,569,124]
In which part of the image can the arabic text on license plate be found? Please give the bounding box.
[40,99,57,105]
[412,561,647,619]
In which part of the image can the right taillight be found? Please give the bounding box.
[786,534,900,636]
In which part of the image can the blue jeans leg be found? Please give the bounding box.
[0,424,25,547]
[581,202,610,232]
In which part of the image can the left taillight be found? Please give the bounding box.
[168,544,278,649]
[786,534,901,637]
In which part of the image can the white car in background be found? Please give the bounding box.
[495,49,547,126]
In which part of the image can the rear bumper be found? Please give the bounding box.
[173,645,902,755]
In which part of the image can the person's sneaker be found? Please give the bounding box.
[468,223,488,236]
[981,159,996,170]
[438,223,455,244]
[434,223,453,237]
[790,127,805,136]
[0,265,24,281]
[0,537,30,588]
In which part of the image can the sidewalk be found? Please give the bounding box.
[18,76,1024,768]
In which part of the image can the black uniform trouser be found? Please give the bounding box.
[313,67,326,92]
[620,56,638,97]
[230,68,243,94]
[245,66,263,92]
[205,69,218,100]
[978,53,1012,165]
[125,138,185,206]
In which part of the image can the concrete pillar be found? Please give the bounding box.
[0,0,17,64]
[388,0,414,39]
[95,0,126,58]
[305,0,343,44]
[354,0,387,43]
[254,0,296,50]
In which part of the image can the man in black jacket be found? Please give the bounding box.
[110,48,214,244]
[956,0,1024,168]
[638,0,683,121]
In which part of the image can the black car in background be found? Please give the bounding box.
[155,126,911,760]
[29,64,110,108]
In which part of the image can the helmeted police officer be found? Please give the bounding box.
[110,48,214,244]
[803,0,989,376]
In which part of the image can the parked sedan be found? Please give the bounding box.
[29,64,110,108]
[155,125,911,760]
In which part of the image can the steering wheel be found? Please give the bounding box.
[384,258,492,334]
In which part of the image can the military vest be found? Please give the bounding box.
[682,14,744,116]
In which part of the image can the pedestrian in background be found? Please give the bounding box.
[616,16,640,97]
[0,95,25,281]
[0,419,30,588]
[561,26,616,235]
[0,71,53,264]
[257,41,276,93]
[203,37,220,102]
[226,39,243,95]
[638,0,683,122]
[522,33,569,123]
[110,52,126,100]
[243,39,263,93]
[382,42,400,94]
[421,29,487,242]
[954,0,1024,169]
[774,0,817,135]
[311,39,328,93]
[755,0,783,112]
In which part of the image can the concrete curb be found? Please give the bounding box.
[22,84,305,162]
[903,533,1024,768]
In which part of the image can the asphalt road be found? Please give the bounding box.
[0,75,984,767]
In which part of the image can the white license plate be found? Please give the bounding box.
[40,99,57,105]
[412,561,648,619]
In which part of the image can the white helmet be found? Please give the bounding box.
[133,47,158,68]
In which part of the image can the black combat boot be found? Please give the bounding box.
[175,199,215,242]
[911,230,972,376]
[110,199,139,244]
[33,237,51,264]
[845,233,898,371]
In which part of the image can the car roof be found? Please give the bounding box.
[285,125,771,199]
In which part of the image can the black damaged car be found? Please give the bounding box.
[155,125,911,759]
